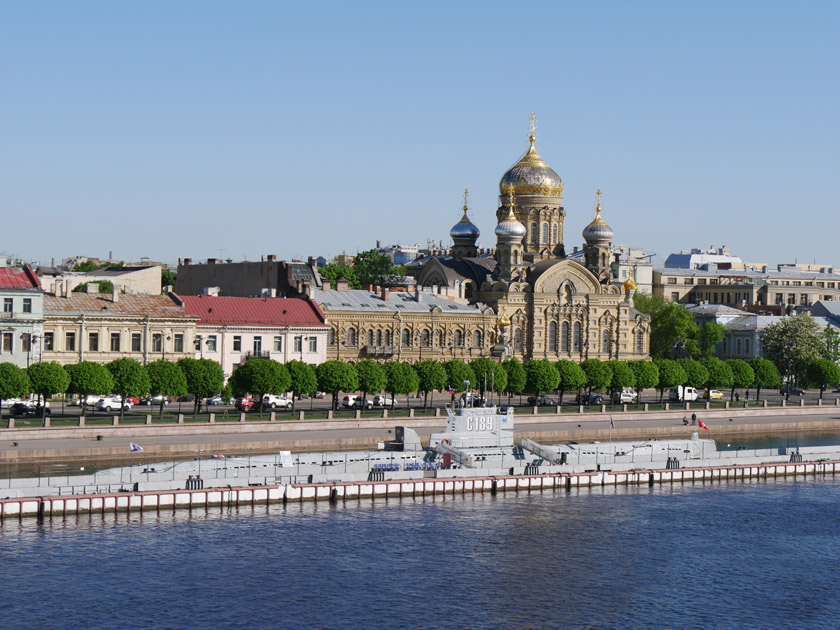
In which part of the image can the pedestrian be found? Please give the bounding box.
[682,415,688,425]
[691,412,697,426]
[735,392,740,402]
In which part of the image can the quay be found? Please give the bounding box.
[2,458,838,520]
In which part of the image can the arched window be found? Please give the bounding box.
[514,328,522,353]
[385,330,392,346]
[601,253,606,268]
[561,322,569,352]
[552,224,557,243]
[329,328,335,345]
[472,330,481,348]
[402,329,411,346]
[542,223,548,243]
[549,321,557,352]
[573,322,581,352]
[454,330,463,347]
[376,330,383,346]
[464,283,473,299]
[422,329,431,347]
[635,330,643,354]
[530,223,537,244]
[602,329,611,354]
[367,330,374,346]
[513,250,519,265]
[347,328,357,346]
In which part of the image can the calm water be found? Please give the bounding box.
[1,480,838,629]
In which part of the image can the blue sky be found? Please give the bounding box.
[1,1,837,268]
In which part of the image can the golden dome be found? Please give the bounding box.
[496,295,511,327]
[499,113,563,197]
[623,277,637,291]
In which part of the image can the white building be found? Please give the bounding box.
[0,266,44,368]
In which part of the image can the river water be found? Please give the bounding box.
[2,478,838,629]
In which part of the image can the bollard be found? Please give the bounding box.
[240,413,247,423]
[355,409,361,419]
[556,405,562,414]
[178,414,185,424]
[763,399,768,408]
[533,406,539,415]
[208,413,215,424]
[622,404,627,412]
[327,410,333,420]
[44,416,50,428]
[112,415,119,426]
[409,408,414,418]
[269,411,276,422]
[705,401,711,410]
[600,404,606,413]
[724,401,729,409]
[78,416,85,427]
[383,409,388,418]
[145,415,152,425]
[299,410,304,421]
[435,408,440,417]
[643,403,649,412]
[800,398,805,407]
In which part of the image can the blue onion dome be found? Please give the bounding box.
[495,205,527,241]
[450,204,480,243]
[499,115,563,197]
[582,189,614,245]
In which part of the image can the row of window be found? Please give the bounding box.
[529,222,558,245]
[47,332,185,353]
[722,337,753,356]
[228,335,316,354]
[336,328,485,349]
[2,297,33,314]
[544,322,644,354]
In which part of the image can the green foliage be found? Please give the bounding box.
[355,360,387,398]
[72,260,100,272]
[161,268,177,291]
[629,360,659,398]
[106,358,149,417]
[653,359,687,400]
[649,303,699,359]
[632,291,666,315]
[469,358,507,396]
[580,359,612,392]
[700,357,733,391]
[286,360,318,409]
[146,360,188,397]
[316,361,359,409]
[805,358,840,397]
[228,358,290,399]
[761,315,826,384]
[677,358,709,389]
[178,358,225,413]
[697,322,726,358]
[555,359,586,403]
[501,358,527,396]
[444,359,476,392]
[353,249,399,287]
[823,326,840,363]
[413,360,448,407]
[65,361,114,400]
[725,360,755,400]
[383,362,419,398]
[319,264,361,290]
[72,280,114,294]
[27,362,70,399]
[748,357,780,397]
[607,361,636,392]
[524,359,560,396]
[0,363,30,401]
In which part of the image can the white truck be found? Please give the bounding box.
[669,386,699,402]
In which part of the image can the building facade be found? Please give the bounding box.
[0,266,44,368]
[179,295,329,379]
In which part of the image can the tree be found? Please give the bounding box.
[649,303,699,359]
[65,361,114,408]
[555,359,586,405]
[105,358,149,419]
[382,362,419,405]
[316,361,359,410]
[653,359,687,402]
[697,322,726,358]
[444,360,476,394]
[72,260,100,272]
[580,359,612,395]
[228,358,290,403]
[823,326,840,363]
[161,268,177,292]
[73,280,115,294]
[748,357,780,400]
[286,360,318,411]
[178,358,225,414]
[761,315,826,388]
[146,360,188,415]
[413,360,447,408]
[524,359,560,397]
[805,358,840,399]
[629,360,659,402]
[319,263,360,290]
[632,291,666,315]
[701,357,733,396]
[470,358,507,405]
[607,361,636,398]
[725,360,754,402]
[355,360,387,404]
[352,249,398,287]
[27,362,70,419]
[502,358,527,403]
[677,358,709,391]
[0,364,30,418]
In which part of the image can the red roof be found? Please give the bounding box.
[179,295,327,327]
[0,265,41,290]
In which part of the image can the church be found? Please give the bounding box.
[415,115,650,362]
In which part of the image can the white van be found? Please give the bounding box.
[669,386,699,402]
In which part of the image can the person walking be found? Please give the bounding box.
[691,412,697,426]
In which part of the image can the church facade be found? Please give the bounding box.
[417,116,650,363]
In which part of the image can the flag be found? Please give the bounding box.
[129,442,144,453]
[698,419,710,431]
[447,387,458,393]
[609,415,615,429]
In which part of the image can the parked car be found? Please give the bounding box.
[704,389,724,400]
[575,393,604,405]
[73,394,104,407]
[96,396,132,412]
[459,392,486,406]
[373,395,396,407]
[780,385,806,396]
[350,397,374,410]
[669,386,700,402]
[527,394,556,406]
[10,401,50,416]
[235,397,258,412]
[612,388,638,404]
[262,394,293,410]
[342,395,360,409]
[141,395,171,406]
[207,394,234,405]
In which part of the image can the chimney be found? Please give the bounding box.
[87,282,100,294]
[267,254,276,262]
[207,258,217,264]
[184,258,192,265]
[375,285,381,296]
[112,286,119,302]
[336,278,349,292]
[383,288,390,300]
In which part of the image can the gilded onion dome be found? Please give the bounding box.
[499,113,563,197]
[450,189,480,242]
[623,276,637,292]
[495,202,527,241]
[582,189,614,245]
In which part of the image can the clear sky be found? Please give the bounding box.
[2,1,838,268]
